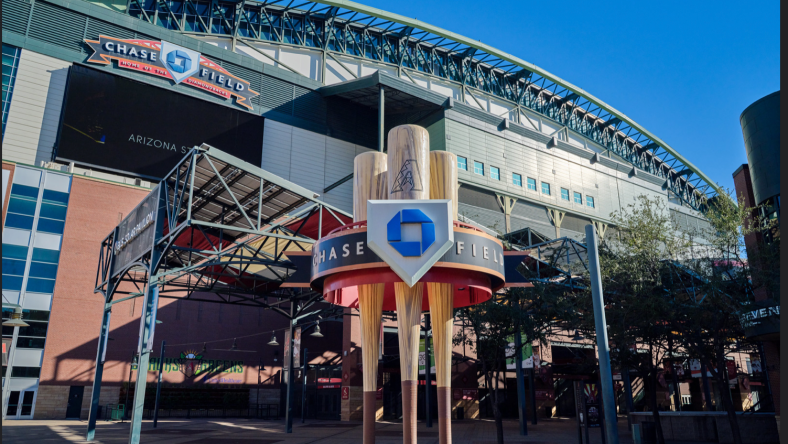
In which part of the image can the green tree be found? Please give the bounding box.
[576,195,690,444]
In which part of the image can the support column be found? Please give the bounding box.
[395,282,422,444]
[495,194,516,234]
[389,125,431,443]
[353,151,388,444]
[86,308,112,441]
[378,86,385,153]
[547,208,565,238]
[429,151,458,444]
[128,284,161,444]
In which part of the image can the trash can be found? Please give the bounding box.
[456,407,464,420]
[641,421,657,444]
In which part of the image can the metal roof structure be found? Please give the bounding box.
[123,0,720,212]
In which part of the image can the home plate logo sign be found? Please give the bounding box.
[84,36,259,110]
[367,200,454,287]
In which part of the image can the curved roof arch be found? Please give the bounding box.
[122,0,719,211]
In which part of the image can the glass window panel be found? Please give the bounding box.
[7,197,37,216]
[490,167,500,181]
[574,192,582,204]
[6,391,19,415]
[17,321,48,338]
[2,258,26,276]
[473,161,484,176]
[28,262,58,280]
[16,337,46,349]
[5,213,34,230]
[457,156,467,171]
[541,182,551,195]
[36,218,65,234]
[22,310,50,322]
[20,391,35,415]
[42,189,69,205]
[561,188,570,201]
[2,325,15,336]
[513,174,522,187]
[2,244,29,260]
[1,276,23,291]
[11,367,41,378]
[32,249,60,264]
[2,307,13,319]
[10,184,39,199]
[527,178,536,191]
[39,203,67,220]
[586,196,595,208]
[26,278,56,293]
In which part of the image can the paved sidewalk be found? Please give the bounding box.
[2,416,633,444]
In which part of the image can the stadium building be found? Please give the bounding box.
[2,0,763,423]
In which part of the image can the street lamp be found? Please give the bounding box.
[310,322,323,338]
[268,333,279,346]
[2,306,29,328]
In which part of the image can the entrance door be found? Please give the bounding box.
[66,386,84,419]
[6,390,36,419]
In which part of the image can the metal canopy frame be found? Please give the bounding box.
[86,144,352,443]
[123,0,719,212]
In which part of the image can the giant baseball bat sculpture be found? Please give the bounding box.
[387,125,430,444]
[428,151,459,444]
[353,152,388,444]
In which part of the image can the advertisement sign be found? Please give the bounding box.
[293,327,302,368]
[584,383,601,428]
[84,36,258,109]
[418,338,436,375]
[341,387,350,400]
[112,187,159,276]
[366,200,454,287]
[146,349,245,384]
[505,334,537,370]
[284,330,291,371]
[690,359,713,378]
[57,65,264,180]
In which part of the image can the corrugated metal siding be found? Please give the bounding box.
[3,50,71,166]
[259,75,294,113]
[3,0,31,35]
[85,17,135,41]
[293,84,326,125]
[28,1,87,53]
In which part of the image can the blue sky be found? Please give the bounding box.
[361,0,780,193]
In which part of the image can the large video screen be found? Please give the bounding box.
[56,65,264,179]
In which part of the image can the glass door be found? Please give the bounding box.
[6,390,36,418]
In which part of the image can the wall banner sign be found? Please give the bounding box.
[84,36,259,110]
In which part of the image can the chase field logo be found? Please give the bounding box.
[84,36,259,110]
[367,200,453,287]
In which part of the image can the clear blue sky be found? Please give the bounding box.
[361,0,780,193]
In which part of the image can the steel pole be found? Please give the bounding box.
[585,224,619,444]
[301,348,308,423]
[86,308,112,440]
[623,367,634,430]
[424,314,432,428]
[513,330,528,435]
[529,368,538,424]
[378,85,385,152]
[153,340,166,428]
[285,302,295,433]
[123,351,135,422]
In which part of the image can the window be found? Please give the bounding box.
[457,156,467,171]
[2,244,28,291]
[526,177,537,191]
[3,309,49,350]
[25,248,60,293]
[2,44,21,136]
[586,196,595,208]
[573,192,582,204]
[512,173,522,187]
[473,161,484,176]
[561,188,570,201]
[541,182,551,195]
[5,184,39,231]
[490,166,500,181]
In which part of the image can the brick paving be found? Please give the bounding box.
[2,416,633,444]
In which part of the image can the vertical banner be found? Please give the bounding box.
[505,333,532,370]
[293,327,302,368]
[418,338,435,375]
[584,383,601,428]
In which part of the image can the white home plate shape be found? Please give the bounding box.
[367,200,454,287]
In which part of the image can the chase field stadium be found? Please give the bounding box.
[1,0,732,422]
